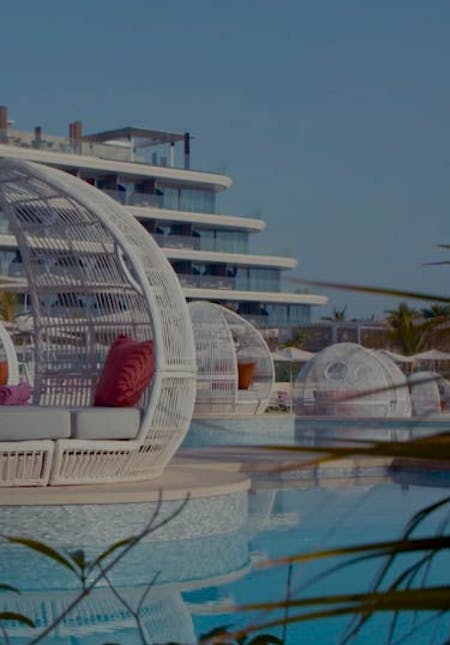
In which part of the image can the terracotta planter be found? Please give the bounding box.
[238,361,256,390]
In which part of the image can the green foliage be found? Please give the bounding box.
[0,584,19,594]
[421,303,450,319]
[5,537,79,577]
[0,292,18,324]
[321,304,348,322]
[284,327,309,349]
[0,612,34,628]
[385,302,429,354]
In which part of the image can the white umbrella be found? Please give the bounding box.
[271,347,315,412]
[271,351,293,362]
[377,349,416,363]
[411,349,450,373]
[275,347,315,362]
[412,349,450,361]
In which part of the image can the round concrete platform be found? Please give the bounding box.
[0,459,250,505]
[0,460,251,546]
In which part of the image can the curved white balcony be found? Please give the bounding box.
[163,247,297,269]
[100,188,265,232]
[183,285,327,306]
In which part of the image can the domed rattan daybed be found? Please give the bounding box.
[294,342,411,418]
[0,159,196,486]
[408,371,442,416]
[188,301,274,416]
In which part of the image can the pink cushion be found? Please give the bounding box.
[94,335,155,407]
[0,382,33,405]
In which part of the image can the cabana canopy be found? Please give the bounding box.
[294,342,411,418]
[189,301,274,416]
[408,371,442,417]
[0,159,196,485]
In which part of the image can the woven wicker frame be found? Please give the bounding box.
[294,342,411,418]
[189,301,274,416]
[408,371,441,416]
[0,159,196,485]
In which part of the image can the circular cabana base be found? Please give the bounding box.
[0,460,250,544]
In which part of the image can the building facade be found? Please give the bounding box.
[0,106,326,327]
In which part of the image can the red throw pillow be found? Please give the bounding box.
[238,362,256,390]
[94,335,155,407]
[0,360,8,385]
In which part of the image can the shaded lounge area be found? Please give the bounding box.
[189,301,274,417]
[0,159,196,486]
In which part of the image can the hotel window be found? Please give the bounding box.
[156,183,216,214]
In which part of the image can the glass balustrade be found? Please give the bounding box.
[2,131,222,176]
[175,273,297,293]
[151,232,248,253]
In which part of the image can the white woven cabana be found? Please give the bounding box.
[408,371,442,417]
[294,342,411,418]
[189,301,274,416]
[368,348,412,417]
[0,159,196,486]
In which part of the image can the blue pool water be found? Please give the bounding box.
[0,471,449,644]
[190,476,450,645]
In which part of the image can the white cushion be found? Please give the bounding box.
[70,407,141,440]
[0,406,71,441]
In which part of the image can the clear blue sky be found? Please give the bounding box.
[2,0,450,319]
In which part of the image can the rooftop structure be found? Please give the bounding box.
[0,105,326,330]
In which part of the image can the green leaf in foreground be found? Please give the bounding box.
[287,277,450,304]
[89,536,136,571]
[5,537,78,576]
[200,624,235,643]
[0,584,20,594]
[232,586,450,635]
[247,635,284,645]
[0,611,35,627]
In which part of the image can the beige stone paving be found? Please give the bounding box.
[0,463,250,506]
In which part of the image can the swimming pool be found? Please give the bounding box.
[0,471,449,644]
[189,475,450,645]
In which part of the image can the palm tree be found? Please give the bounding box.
[0,291,18,323]
[385,302,429,355]
[421,303,450,319]
[419,304,450,353]
[321,304,347,322]
[284,327,309,349]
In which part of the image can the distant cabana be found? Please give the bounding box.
[408,371,442,417]
[189,301,274,416]
[294,342,411,418]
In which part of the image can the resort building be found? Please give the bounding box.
[0,105,326,327]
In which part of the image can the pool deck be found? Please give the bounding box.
[177,446,391,473]
[0,461,250,506]
[0,444,393,505]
